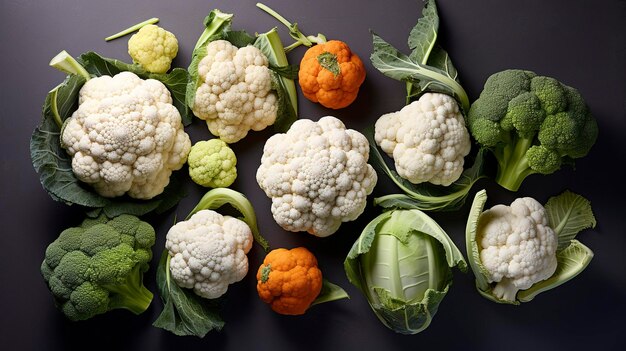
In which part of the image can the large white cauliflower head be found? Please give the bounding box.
[477,197,558,301]
[374,92,471,186]
[192,40,277,143]
[256,116,378,237]
[61,71,191,199]
[165,209,253,299]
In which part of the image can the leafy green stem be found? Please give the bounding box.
[104,17,159,41]
[256,2,326,53]
[188,188,270,252]
[49,50,91,81]
[194,10,234,51]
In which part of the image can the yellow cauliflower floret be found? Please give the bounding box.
[128,24,178,74]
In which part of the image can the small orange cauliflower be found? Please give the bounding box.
[256,247,322,315]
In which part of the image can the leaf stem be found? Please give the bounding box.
[49,50,91,81]
[104,17,159,41]
[256,2,326,53]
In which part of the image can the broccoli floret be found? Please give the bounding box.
[467,69,598,191]
[41,214,155,321]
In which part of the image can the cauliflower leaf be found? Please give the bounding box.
[152,251,225,337]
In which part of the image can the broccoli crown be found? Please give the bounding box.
[467,69,598,191]
[41,214,155,321]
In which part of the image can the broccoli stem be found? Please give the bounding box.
[104,17,159,41]
[493,135,536,191]
[256,2,326,53]
[105,264,153,314]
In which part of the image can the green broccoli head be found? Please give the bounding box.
[41,214,155,321]
[467,69,598,191]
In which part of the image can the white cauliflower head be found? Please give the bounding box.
[165,209,253,299]
[192,40,277,143]
[61,71,191,199]
[374,92,471,186]
[256,116,378,237]
[477,197,558,301]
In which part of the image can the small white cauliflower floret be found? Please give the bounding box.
[61,71,191,199]
[165,209,253,299]
[192,40,277,143]
[374,93,471,186]
[256,116,377,237]
[477,197,558,301]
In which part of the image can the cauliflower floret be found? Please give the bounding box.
[61,71,191,199]
[374,93,471,186]
[165,209,253,299]
[187,139,237,188]
[192,40,277,143]
[128,24,178,74]
[477,197,558,301]
[256,116,377,237]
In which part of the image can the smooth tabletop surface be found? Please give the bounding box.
[1,0,625,350]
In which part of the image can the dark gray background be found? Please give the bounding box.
[1,0,624,350]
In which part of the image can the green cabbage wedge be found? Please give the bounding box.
[344,209,467,334]
[465,189,596,304]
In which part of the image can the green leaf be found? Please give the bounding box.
[224,30,256,47]
[344,211,392,292]
[544,190,597,251]
[371,285,448,335]
[427,45,459,82]
[269,63,300,80]
[30,52,189,217]
[408,210,467,272]
[310,279,350,306]
[367,129,486,212]
[269,71,298,133]
[153,251,225,337]
[465,190,492,292]
[370,32,469,112]
[407,0,439,65]
[317,52,340,76]
[30,74,105,208]
[188,188,270,252]
[78,52,191,126]
[517,240,594,302]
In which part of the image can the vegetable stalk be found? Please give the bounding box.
[194,10,233,51]
[49,50,91,81]
[256,2,326,53]
[492,135,536,191]
[104,17,160,41]
[188,188,270,251]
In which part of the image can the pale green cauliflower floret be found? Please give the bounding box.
[165,209,253,299]
[61,71,191,199]
[477,197,558,301]
[128,24,178,74]
[188,139,237,188]
[374,93,471,186]
[256,116,377,237]
[192,40,277,143]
